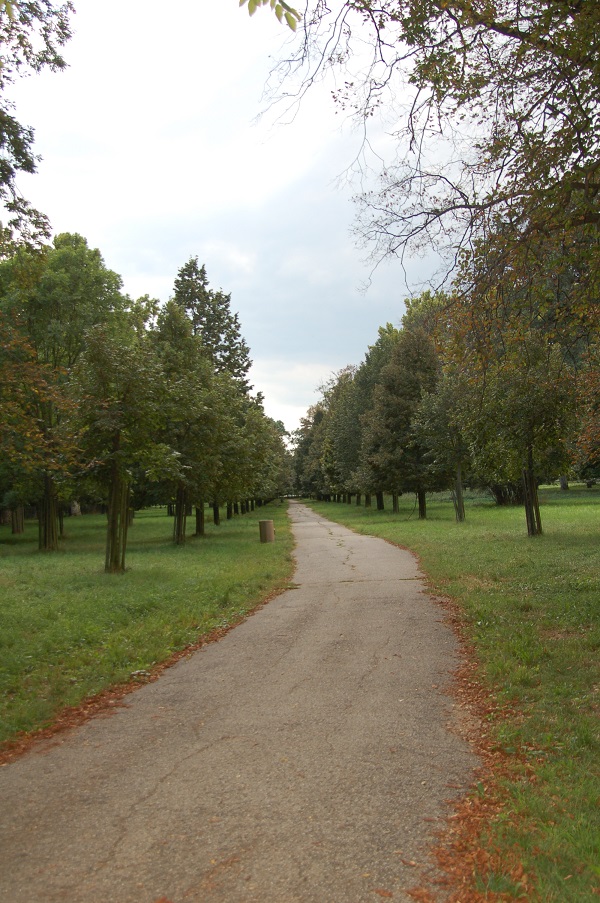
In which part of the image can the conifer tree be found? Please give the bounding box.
[172,258,252,391]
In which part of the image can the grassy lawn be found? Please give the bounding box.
[303,486,600,902]
[0,501,294,746]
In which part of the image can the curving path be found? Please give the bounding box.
[0,501,477,902]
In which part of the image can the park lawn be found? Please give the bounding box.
[0,501,294,747]
[304,486,600,903]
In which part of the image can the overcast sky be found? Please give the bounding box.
[8,0,434,433]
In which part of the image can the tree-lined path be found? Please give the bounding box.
[0,502,477,902]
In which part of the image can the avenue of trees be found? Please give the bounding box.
[269,0,598,535]
[292,289,598,535]
[0,236,292,571]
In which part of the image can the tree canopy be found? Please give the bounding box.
[0,1,73,247]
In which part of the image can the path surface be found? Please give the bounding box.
[0,502,477,902]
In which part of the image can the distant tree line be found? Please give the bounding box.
[293,288,599,536]
[0,234,292,571]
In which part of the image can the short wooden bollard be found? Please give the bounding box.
[259,519,275,543]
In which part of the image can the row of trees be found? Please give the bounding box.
[293,287,599,535]
[281,1,599,536]
[0,235,291,570]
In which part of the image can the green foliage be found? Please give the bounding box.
[172,257,252,391]
[240,0,300,31]
[362,327,443,505]
[0,503,294,743]
[0,0,73,246]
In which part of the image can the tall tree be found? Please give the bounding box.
[153,300,233,545]
[363,327,441,518]
[278,1,600,297]
[0,0,73,247]
[71,315,172,572]
[0,233,125,548]
[172,257,252,391]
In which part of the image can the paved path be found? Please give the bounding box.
[0,502,477,902]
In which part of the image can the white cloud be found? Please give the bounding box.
[6,0,436,435]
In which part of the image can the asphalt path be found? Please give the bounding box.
[0,501,478,902]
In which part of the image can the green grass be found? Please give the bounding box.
[0,502,294,744]
[303,486,600,902]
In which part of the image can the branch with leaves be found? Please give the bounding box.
[239,0,300,30]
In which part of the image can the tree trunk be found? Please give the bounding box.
[392,492,399,514]
[38,473,59,551]
[355,493,361,506]
[559,475,569,490]
[173,483,187,545]
[376,491,384,511]
[347,493,352,504]
[522,451,543,536]
[11,506,24,534]
[212,501,220,525]
[417,489,427,520]
[453,461,466,522]
[234,502,240,515]
[195,502,205,536]
[105,465,130,573]
[365,493,372,508]
[227,502,233,520]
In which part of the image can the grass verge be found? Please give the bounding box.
[303,487,600,902]
[0,502,294,750]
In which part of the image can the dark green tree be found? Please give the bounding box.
[172,257,252,391]
[0,234,124,548]
[363,327,441,518]
[0,1,73,247]
[71,314,172,572]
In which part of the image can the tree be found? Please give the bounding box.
[172,257,252,391]
[0,308,76,546]
[574,343,600,480]
[274,1,600,317]
[0,233,125,549]
[0,1,73,247]
[362,327,441,518]
[153,300,235,545]
[413,368,472,521]
[460,332,576,534]
[71,315,172,572]
[293,404,328,498]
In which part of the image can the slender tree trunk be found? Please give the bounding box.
[234,502,239,516]
[173,483,187,544]
[376,491,384,511]
[522,449,543,536]
[38,473,59,551]
[347,493,352,504]
[364,493,371,508]
[212,501,220,525]
[105,464,131,573]
[417,489,427,520]
[251,499,255,511]
[227,502,233,520]
[355,492,361,506]
[11,506,24,534]
[453,461,466,522]
[392,491,399,514]
[559,475,569,490]
[195,502,205,536]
